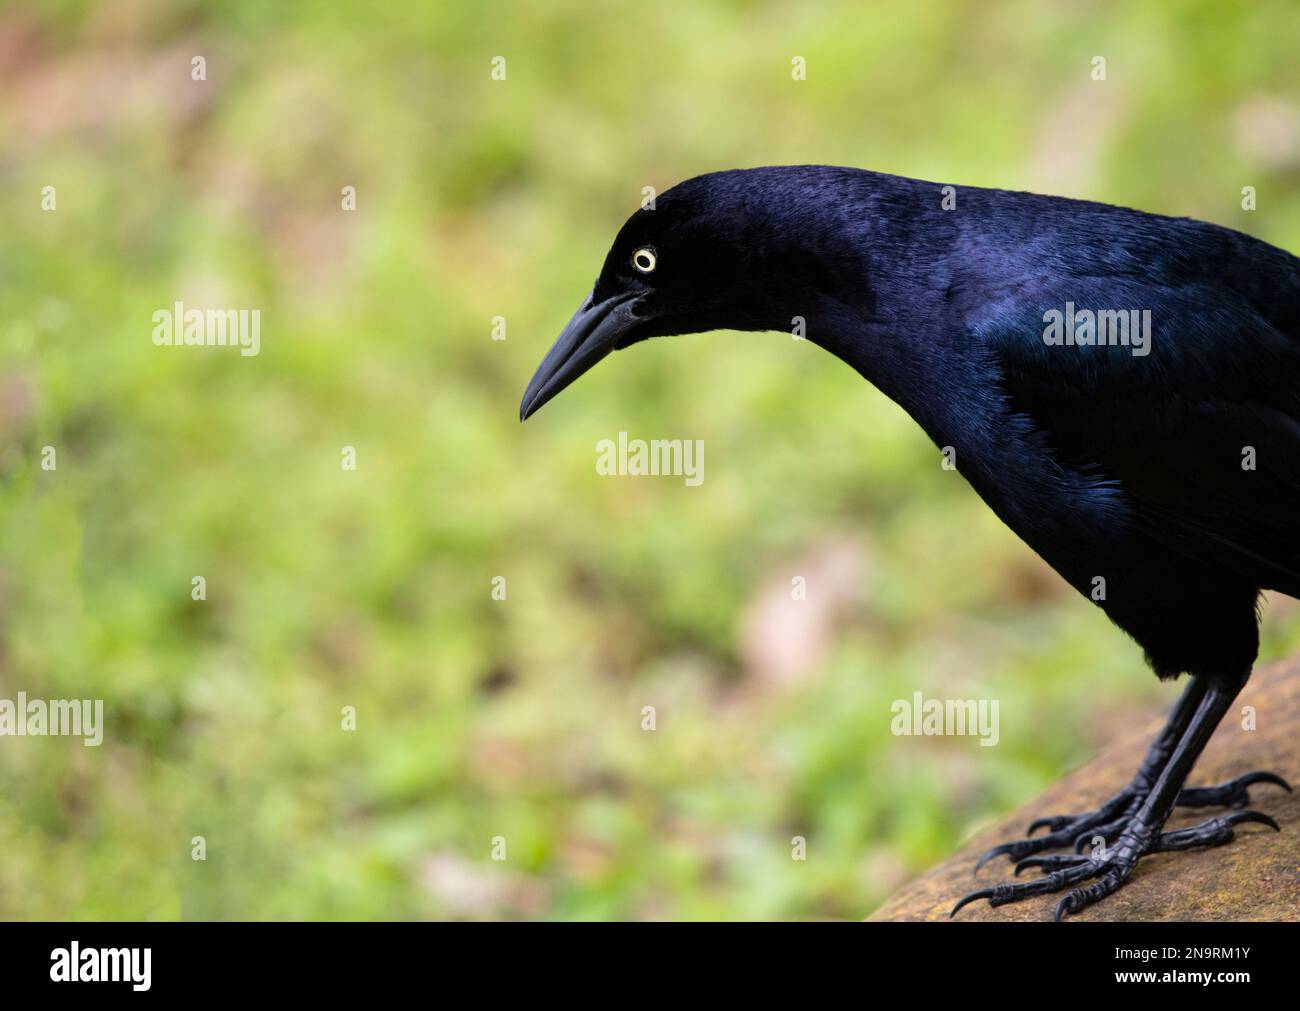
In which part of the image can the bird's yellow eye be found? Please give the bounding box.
[631,247,657,273]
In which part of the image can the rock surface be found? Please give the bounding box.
[870,656,1300,921]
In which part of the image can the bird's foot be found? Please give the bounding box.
[953,810,1278,920]
[973,769,1291,871]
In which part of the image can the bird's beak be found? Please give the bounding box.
[520,290,641,421]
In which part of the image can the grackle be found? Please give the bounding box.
[519,166,1299,920]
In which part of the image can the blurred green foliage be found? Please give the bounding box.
[1,0,1298,919]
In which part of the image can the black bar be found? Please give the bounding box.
[0,920,1291,996]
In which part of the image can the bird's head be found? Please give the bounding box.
[520,167,853,420]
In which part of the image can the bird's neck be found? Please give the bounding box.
[742,171,963,421]
[805,295,964,446]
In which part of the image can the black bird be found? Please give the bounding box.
[519,166,1299,919]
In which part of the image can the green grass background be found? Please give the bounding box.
[1,0,1298,919]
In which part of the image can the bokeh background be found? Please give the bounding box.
[2,0,1299,920]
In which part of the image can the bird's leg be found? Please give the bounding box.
[975,676,1289,869]
[954,676,1282,920]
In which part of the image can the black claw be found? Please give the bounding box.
[1027,816,1064,836]
[1241,771,1292,793]
[951,888,994,917]
[1226,810,1280,832]
[975,840,1045,873]
[973,844,1019,874]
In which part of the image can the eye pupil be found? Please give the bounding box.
[632,248,656,273]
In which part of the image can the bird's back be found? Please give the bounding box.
[937,183,1300,599]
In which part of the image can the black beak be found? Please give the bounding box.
[520,290,641,421]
